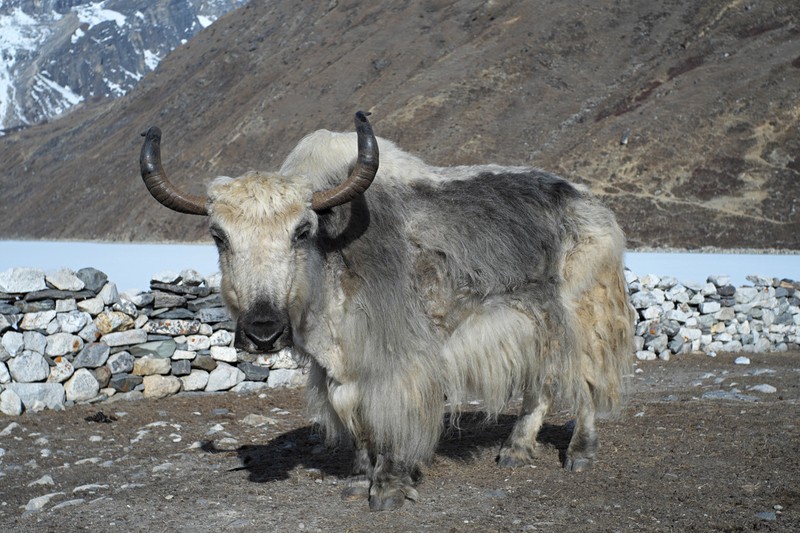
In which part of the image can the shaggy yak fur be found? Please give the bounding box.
[139,112,634,511]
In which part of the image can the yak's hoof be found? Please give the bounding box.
[497,444,540,468]
[368,483,418,511]
[341,477,370,501]
[563,456,593,472]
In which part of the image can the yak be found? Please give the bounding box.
[139,111,634,511]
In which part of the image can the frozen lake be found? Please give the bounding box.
[1,240,798,292]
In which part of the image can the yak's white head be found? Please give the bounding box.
[139,112,378,353]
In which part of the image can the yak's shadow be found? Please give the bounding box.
[214,412,574,484]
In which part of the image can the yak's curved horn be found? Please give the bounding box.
[311,111,379,211]
[140,127,208,216]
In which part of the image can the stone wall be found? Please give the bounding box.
[1,265,799,416]
[0,267,304,416]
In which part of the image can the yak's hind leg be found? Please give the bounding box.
[368,453,420,511]
[341,443,372,501]
[497,386,552,467]
[563,382,598,472]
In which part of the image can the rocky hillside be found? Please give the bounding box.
[0,0,246,132]
[0,0,798,249]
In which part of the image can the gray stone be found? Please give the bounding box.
[101,329,148,347]
[112,299,138,317]
[5,382,65,410]
[152,270,181,284]
[109,373,143,393]
[20,310,57,331]
[636,350,656,361]
[143,375,182,399]
[151,282,210,298]
[92,366,112,388]
[133,356,171,376]
[77,297,104,316]
[259,348,296,369]
[210,346,237,363]
[206,362,245,392]
[78,321,101,343]
[76,268,108,293]
[748,384,777,394]
[701,390,758,402]
[267,368,306,388]
[129,339,176,359]
[8,351,49,382]
[98,282,119,305]
[0,268,47,293]
[232,381,270,394]
[0,360,9,383]
[645,334,669,353]
[2,331,25,357]
[46,268,85,291]
[57,310,91,333]
[45,332,84,357]
[194,307,231,323]
[0,313,19,334]
[65,369,100,402]
[47,356,75,383]
[158,308,195,320]
[187,293,224,312]
[0,388,23,415]
[630,290,661,309]
[107,351,135,374]
[153,291,186,308]
[239,362,270,382]
[180,269,205,286]
[699,301,721,314]
[192,355,217,371]
[143,319,200,336]
[122,290,154,308]
[180,370,209,391]
[707,274,731,287]
[171,359,192,376]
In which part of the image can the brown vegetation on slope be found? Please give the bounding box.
[0,0,798,248]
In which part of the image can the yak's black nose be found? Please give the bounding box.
[235,313,290,353]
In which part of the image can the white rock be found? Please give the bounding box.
[267,368,306,388]
[678,327,702,341]
[206,362,245,392]
[0,361,10,384]
[172,349,197,360]
[699,301,721,314]
[8,351,50,382]
[107,351,135,374]
[152,270,181,284]
[101,329,148,347]
[64,369,100,402]
[25,491,65,512]
[1,331,25,357]
[47,356,75,383]
[55,298,77,313]
[180,370,210,391]
[45,332,84,357]
[707,274,731,287]
[0,388,23,416]
[98,282,119,305]
[210,346,238,363]
[28,475,55,487]
[210,330,233,346]
[45,268,85,291]
[635,350,657,361]
[748,384,777,394]
[259,348,297,369]
[0,268,47,293]
[77,296,105,316]
[231,382,271,394]
[180,269,204,285]
[639,274,661,289]
[23,331,47,354]
[186,335,211,351]
[19,310,57,331]
[57,310,90,333]
[4,383,65,410]
[734,356,751,365]
[143,375,182,399]
[700,282,718,296]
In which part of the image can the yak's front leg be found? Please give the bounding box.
[341,443,372,501]
[368,453,419,511]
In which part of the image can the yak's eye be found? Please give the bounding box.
[210,227,228,251]
[293,222,312,243]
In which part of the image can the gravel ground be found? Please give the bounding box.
[1,352,797,532]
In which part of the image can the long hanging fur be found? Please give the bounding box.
[271,129,635,468]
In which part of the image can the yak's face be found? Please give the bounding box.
[207,172,320,353]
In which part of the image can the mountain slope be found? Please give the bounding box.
[0,0,798,249]
[0,0,246,132]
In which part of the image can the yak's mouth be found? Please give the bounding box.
[234,320,293,354]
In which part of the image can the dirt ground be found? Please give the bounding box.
[1,352,797,532]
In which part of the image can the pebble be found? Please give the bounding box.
[735,356,751,365]
[25,491,66,512]
[28,475,55,487]
[748,384,777,394]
